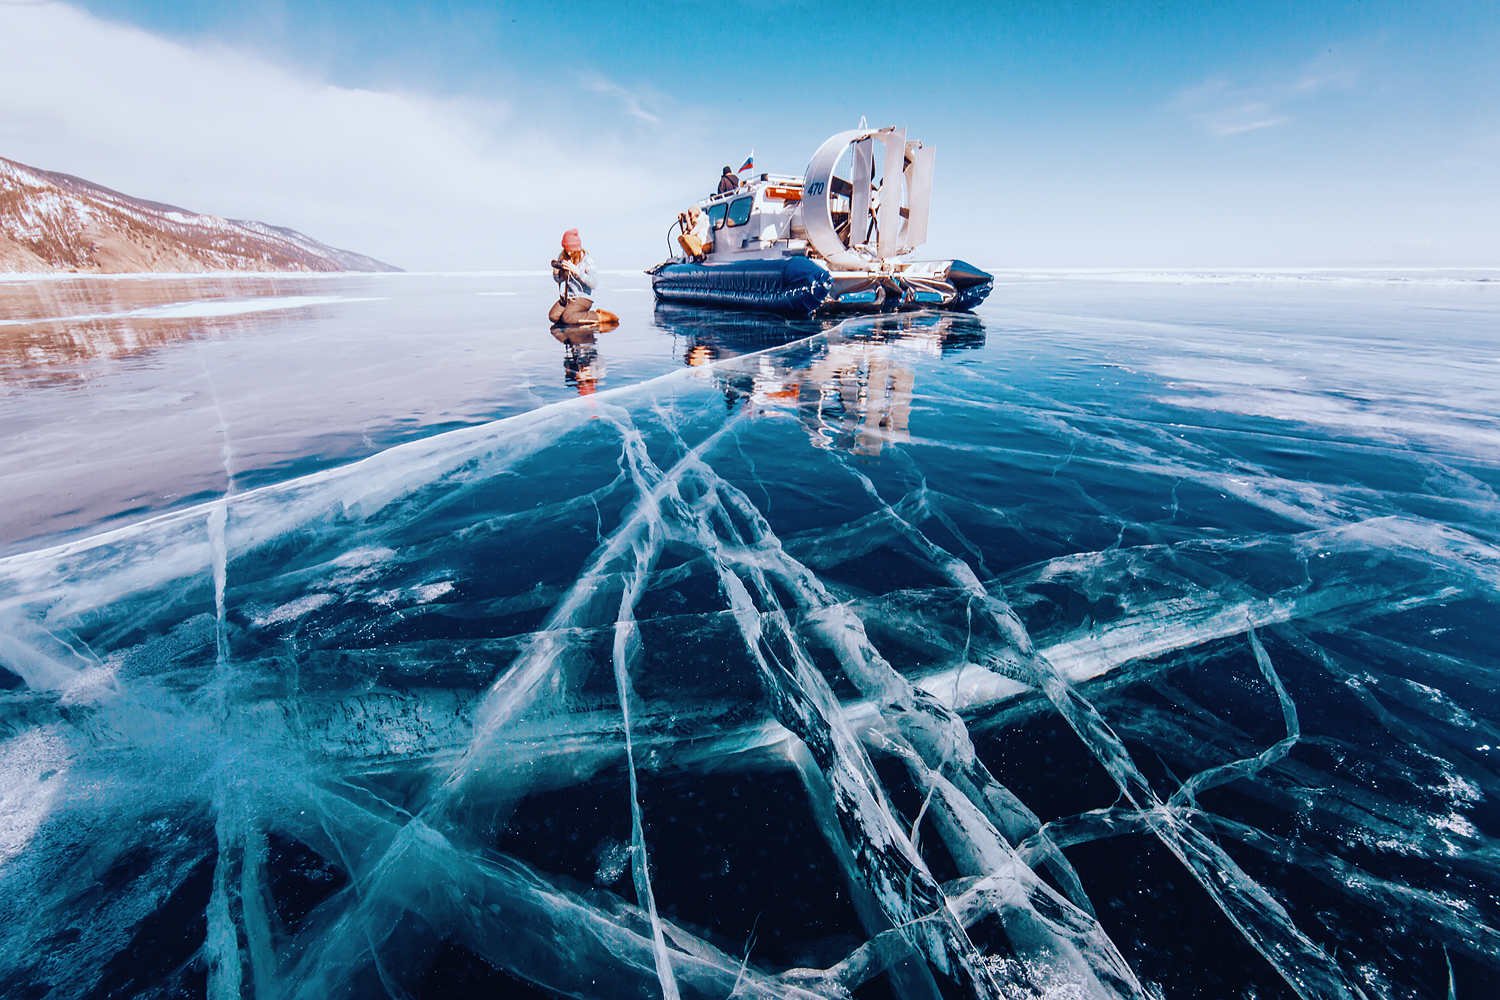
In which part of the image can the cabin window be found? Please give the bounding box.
[726,196,753,227]
[706,203,728,229]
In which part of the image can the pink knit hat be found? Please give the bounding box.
[561,228,582,251]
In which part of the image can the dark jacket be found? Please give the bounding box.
[717,172,740,193]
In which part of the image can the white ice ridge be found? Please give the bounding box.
[985,267,1500,285]
[1,324,1497,998]
[0,295,388,327]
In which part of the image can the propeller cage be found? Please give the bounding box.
[799,127,936,271]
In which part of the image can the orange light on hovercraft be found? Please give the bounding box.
[764,186,802,201]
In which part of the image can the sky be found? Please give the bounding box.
[1,0,1497,270]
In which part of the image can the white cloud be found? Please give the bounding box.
[582,75,664,125]
[1175,82,1289,136]
[1174,52,1359,138]
[0,1,708,269]
[1289,51,1361,94]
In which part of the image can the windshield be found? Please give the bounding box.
[726,197,753,227]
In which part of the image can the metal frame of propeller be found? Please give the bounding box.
[799,126,936,271]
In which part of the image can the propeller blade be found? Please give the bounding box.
[877,128,906,257]
[850,137,873,250]
[902,141,936,249]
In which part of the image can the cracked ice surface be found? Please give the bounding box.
[2,288,1500,999]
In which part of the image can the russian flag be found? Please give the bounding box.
[738,152,754,173]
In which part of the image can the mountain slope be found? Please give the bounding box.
[0,156,401,274]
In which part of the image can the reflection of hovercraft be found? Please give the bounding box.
[652,302,824,365]
[649,126,993,317]
[840,310,988,356]
[655,301,987,373]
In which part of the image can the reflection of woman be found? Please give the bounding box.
[549,229,618,327]
[550,323,605,395]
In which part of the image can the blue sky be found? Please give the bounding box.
[3,0,1497,268]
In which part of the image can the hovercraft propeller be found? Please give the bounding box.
[797,126,936,270]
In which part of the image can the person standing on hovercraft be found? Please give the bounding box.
[549,229,618,327]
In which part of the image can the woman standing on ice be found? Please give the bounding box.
[549,229,617,327]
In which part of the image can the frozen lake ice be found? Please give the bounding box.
[1,269,1498,998]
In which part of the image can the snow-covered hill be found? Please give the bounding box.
[0,156,401,273]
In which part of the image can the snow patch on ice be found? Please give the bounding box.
[253,592,338,627]
[0,729,68,864]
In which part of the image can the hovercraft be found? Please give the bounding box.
[649,126,993,317]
